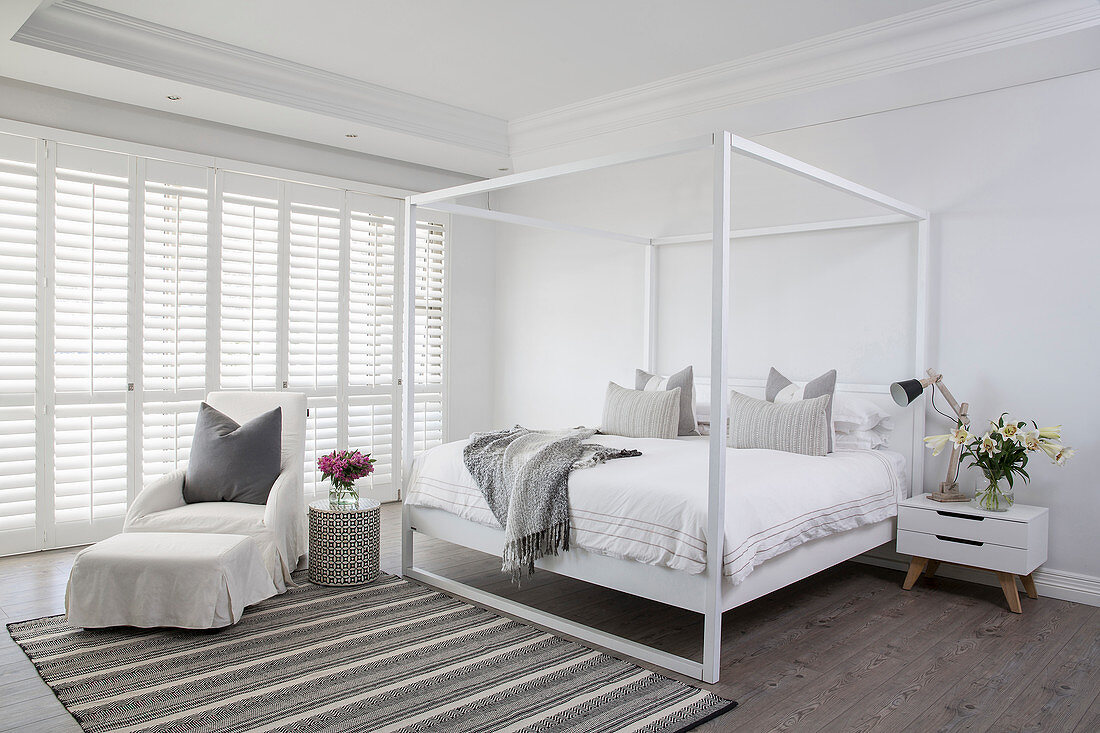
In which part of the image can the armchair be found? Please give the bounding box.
[125,391,307,592]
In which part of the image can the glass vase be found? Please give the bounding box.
[972,471,1013,512]
[328,483,359,509]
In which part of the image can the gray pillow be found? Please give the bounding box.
[602,382,680,439]
[183,403,282,505]
[766,367,837,452]
[728,391,830,456]
[635,366,699,436]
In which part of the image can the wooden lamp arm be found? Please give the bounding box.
[925,368,970,427]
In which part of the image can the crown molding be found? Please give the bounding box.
[12,0,509,157]
[509,0,1100,157]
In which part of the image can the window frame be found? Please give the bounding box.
[0,117,449,554]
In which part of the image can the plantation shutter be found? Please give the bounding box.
[413,219,446,452]
[141,160,208,481]
[221,172,279,390]
[347,193,398,497]
[287,183,341,498]
[52,144,130,546]
[0,134,38,554]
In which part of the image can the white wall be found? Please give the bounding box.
[486,70,1100,580]
[445,196,499,441]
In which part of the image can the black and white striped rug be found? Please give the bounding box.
[8,572,736,732]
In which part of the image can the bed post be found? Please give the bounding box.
[703,132,732,684]
[912,216,930,497]
[401,198,417,575]
[642,244,658,373]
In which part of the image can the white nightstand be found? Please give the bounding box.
[897,493,1049,613]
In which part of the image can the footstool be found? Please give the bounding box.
[65,532,279,629]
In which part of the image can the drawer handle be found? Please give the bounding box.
[937,510,983,521]
[936,534,983,546]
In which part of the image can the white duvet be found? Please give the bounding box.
[405,435,905,586]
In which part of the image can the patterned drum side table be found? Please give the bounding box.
[308,498,381,586]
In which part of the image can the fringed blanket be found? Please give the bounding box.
[463,426,640,581]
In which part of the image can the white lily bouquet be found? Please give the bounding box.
[926,415,1074,511]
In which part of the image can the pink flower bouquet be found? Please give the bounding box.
[318,449,376,507]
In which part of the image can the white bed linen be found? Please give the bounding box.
[405,436,905,586]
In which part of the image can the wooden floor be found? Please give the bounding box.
[2,503,1097,732]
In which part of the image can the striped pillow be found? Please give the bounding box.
[727,390,830,456]
[602,382,680,439]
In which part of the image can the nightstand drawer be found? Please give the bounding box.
[897,529,1030,575]
[898,505,1030,548]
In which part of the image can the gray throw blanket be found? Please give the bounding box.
[463,426,641,581]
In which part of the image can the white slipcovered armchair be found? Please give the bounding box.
[124,391,307,592]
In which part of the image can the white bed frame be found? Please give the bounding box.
[400,131,930,684]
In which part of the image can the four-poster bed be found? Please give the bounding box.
[399,130,930,684]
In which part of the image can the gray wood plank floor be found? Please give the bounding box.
[2,502,1097,732]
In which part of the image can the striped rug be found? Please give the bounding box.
[8,572,736,732]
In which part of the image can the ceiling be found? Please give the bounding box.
[2,0,1099,176]
[74,0,942,120]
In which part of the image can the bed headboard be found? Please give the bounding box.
[694,377,918,498]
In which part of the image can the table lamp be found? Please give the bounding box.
[891,368,969,502]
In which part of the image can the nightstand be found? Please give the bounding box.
[897,493,1048,613]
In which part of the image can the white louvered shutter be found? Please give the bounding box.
[142,160,208,481]
[0,134,38,554]
[221,173,279,390]
[287,183,341,498]
[413,219,446,452]
[53,145,130,545]
[347,193,398,497]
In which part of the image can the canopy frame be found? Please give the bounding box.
[401,131,929,684]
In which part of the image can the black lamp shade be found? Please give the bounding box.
[890,379,925,407]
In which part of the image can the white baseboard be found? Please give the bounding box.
[854,550,1100,608]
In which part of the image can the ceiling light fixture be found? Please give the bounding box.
[345,133,358,138]
[498,168,508,171]
[165,95,181,101]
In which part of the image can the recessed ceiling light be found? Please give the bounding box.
[498,168,508,171]
[345,133,358,138]
[166,95,181,101]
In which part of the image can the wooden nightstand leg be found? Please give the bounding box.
[1021,573,1038,600]
[924,560,940,578]
[903,557,929,590]
[997,572,1023,613]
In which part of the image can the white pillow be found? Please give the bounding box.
[835,429,889,451]
[833,395,893,434]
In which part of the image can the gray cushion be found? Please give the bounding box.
[635,366,699,436]
[183,403,282,505]
[727,391,831,456]
[602,382,680,439]
[765,367,837,452]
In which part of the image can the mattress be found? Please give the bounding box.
[405,435,905,586]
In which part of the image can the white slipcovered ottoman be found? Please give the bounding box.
[65,532,279,629]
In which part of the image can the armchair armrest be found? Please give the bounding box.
[124,469,186,529]
[263,469,307,575]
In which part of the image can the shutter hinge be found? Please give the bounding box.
[283,381,288,389]
[397,378,402,386]
[127,382,135,392]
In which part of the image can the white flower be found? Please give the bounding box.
[981,435,998,456]
[1055,446,1076,465]
[1023,431,1040,451]
[1038,425,1062,440]
[1038,441,1062,461]
[924,434,951,456]
[951,427,971,445]
[1000,422,1021,442]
